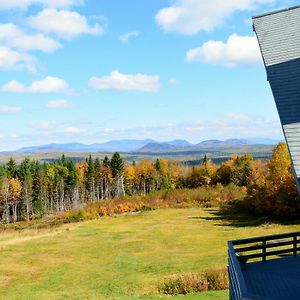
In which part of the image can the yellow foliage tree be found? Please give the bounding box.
[9,177,22,222]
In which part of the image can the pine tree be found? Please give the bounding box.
[7,158,17,178]
[155,159,161,171]
[86,155,95,201]
[94,158,101,201]
[18,158,34,221]
[110,153,125,197]
[103,155,110,167]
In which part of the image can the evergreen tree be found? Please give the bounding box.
[155,159,161,171]
[103,155,110,167]
[18,157,34,220]
[110,153,125,197]
[85,155,95,201]
[94,158,101,201]
[7,158,17,178]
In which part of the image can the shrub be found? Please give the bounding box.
[64,209,87,223]
[139,205,156,212]
[204,269,228,291]
[98,206,108,216]
[159,269,228,295]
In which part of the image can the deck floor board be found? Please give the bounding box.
[243,256,300,299]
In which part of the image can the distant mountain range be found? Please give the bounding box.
[11,138,281,154]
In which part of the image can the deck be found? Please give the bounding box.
[243,256,300,299]
[228,232,300,300]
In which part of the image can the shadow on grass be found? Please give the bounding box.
[189,206,300,228]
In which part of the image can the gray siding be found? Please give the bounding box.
[253,6,300,188]
[253,6,300,67]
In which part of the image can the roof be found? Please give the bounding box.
[252,5,300,19]
[253,6,300,67]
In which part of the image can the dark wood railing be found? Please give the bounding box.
[228,231,300,300]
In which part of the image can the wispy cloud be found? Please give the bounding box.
[0,0,84,11]
[168,78,180,85]
[30,121,57,130]
[155,0,277,35]
[0,23,62,53]
[97,114,282,142]
[0,105,22,114]
[0,46,36,72]
[2,77,69,93]
[119,31,140,43]
[28,9,104,39]
[89,70,160,92]
[64,126,83,133]
[47,99,72,108]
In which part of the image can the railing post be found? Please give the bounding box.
[262,238,266,262]
[293,235,297,257]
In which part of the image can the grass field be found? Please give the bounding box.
[0,208,300,299]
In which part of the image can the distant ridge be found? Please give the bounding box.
[16,139,155,153]
[12,138,280,154]
[196,139,250,148]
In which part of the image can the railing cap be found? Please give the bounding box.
[230,231,300,245]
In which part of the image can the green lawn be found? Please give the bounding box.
[0,208,300,299]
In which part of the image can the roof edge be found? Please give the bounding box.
[252,4,300,19]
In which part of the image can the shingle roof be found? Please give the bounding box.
[252,5,300,19]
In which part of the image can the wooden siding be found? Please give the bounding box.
[253,6,300,189]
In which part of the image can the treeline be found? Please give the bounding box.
[0,142,298,223]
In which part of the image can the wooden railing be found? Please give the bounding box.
[228,231,300,300]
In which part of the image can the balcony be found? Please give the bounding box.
[228,231,300,300]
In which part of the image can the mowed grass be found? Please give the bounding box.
[0,208,300,300]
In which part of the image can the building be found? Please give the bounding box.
[228,5,300,300]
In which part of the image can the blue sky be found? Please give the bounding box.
[0,0,297,150]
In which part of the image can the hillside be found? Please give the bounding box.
[0,208,299,299]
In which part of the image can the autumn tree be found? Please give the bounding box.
[246,142,299,217]
[124,164,137,195]
[135,160,157,194]
[9,178,22,222]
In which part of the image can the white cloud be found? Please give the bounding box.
[0,46,36,72]
[119,31,140,43]
[183,115,281,139]
[90,116,282,142]
[168,78,180,85]
[0,0,83,10]
[155,0,275,35]
[11,33,61,53]
[103,128,115,133]
[0,105,22,114]
[2,76,69,93]
[0,23,20,39]
[225,113,253,121]
[28,9,103,39]
[64,126,82,133]
[31,121,57,130]
[186,34,262,67]
[0,23,62,53]
[47,99,72,108]
[89,70,160,92]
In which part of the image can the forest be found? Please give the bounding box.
[0,142,298,224]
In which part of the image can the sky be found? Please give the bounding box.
[0,0,298,151]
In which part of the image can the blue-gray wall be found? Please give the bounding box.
[253,6,300,189]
